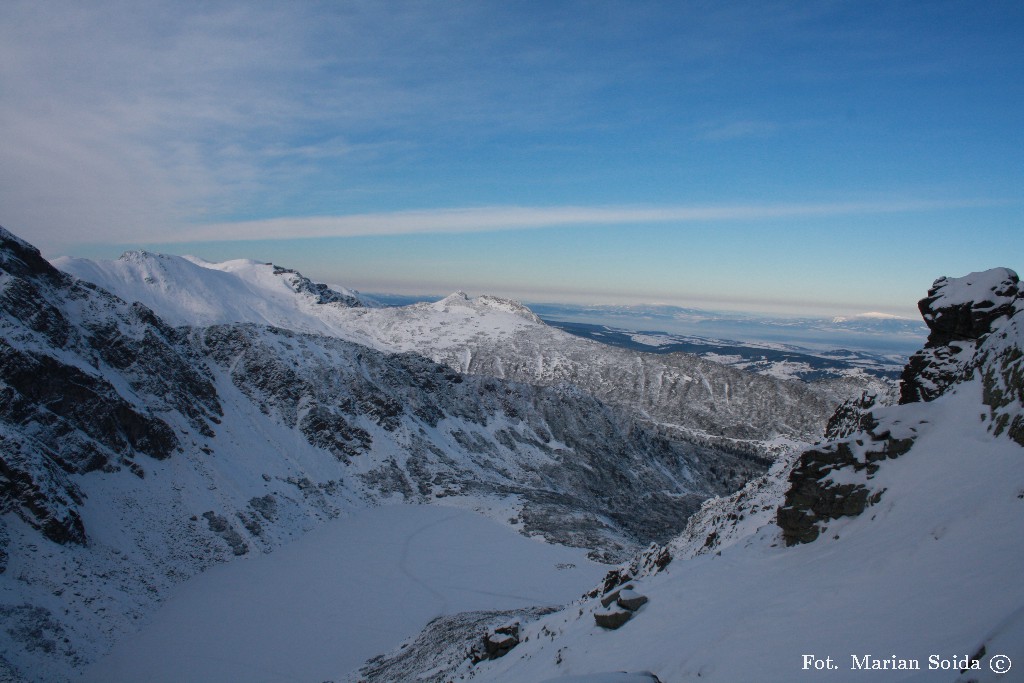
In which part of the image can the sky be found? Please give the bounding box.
[1,0,1021,316]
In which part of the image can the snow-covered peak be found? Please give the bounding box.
[53,251,363,332]
[429,291,542,323]
[476,295,544,323]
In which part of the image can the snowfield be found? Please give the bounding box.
[82,504,604,683]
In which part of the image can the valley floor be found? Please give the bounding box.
[78,504,605,683]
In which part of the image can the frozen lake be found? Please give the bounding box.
[81,504,605,682]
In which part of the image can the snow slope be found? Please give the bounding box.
[463,383,1024,682]
[52,251,363,333]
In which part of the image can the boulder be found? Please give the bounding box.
[480,621,520,660]
[600,583,634,608]
[594,606,633,630]
[616,589,649,611]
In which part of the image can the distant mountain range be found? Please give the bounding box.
[353,297,927,356]
[526,301,928,356]
[345,294,918,384]
[542,320,906,383]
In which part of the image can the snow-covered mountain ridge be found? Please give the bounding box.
[0,227,764,682]
[371,267,1024,683]
[55,249,869,448]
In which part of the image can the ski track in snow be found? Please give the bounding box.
[397,508,462,616]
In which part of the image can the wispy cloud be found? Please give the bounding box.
[3,0,1019,263]
[165,199,988,243]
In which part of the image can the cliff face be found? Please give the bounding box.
[0,228,222,547]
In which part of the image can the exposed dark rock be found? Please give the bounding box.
[357,608,556,683]
[0,342,179,468]
[248,494,277,521]
[600,584,633,608]
[270,264,362,307]
[777,426,913,546]
[0,431,87,545]
[298,407,372,462]
[360,459,416,500]
[983,345,1024,446]
[919,269,1018,346]
[0,228,65,284]
[236,511,263,537]
[0,604,73,659]
[594,606,634,629]
[825,392,881,440]
[202,511,249,556]
[596,582,649,612]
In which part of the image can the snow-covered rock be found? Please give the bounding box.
[901,268,1019,403]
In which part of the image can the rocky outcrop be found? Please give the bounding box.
[896,267,1024,446]
[355,608,557,683]
[824,391,883,441]
[594,606,633,630]
[776,425,915,546]
[901,268,1019,404]
[982,342,1024,446]
[780,267,1023,545]
[473,622,521,662]
[271,264,363,307]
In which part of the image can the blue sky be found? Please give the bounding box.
[1,1,1021,316]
